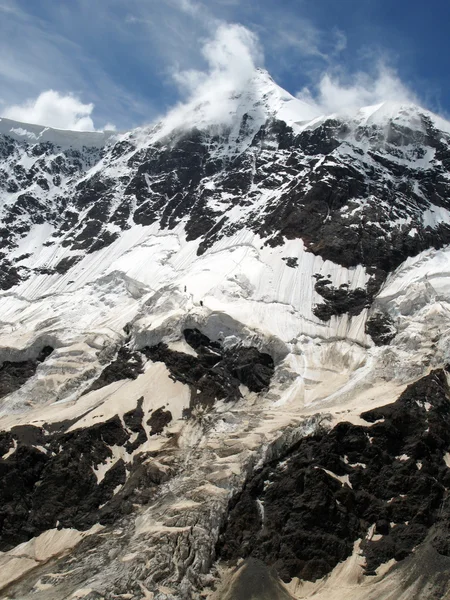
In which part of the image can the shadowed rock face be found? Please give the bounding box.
[54,255,82,274]
[0,395,169,552]
[0,346,53,399]
[312,270,387,321]
[84,347,144,394]
[312,275,373,321]
[217,369,450,582]
[143,328,275,411]
[147,406,172,436]
[219,558,296,600]
[365,311,397,346]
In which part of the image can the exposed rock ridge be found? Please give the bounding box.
[217,369,450,583]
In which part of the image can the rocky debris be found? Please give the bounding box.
[0,346,53,399]
[85,347,143,394]
[217,369,450,582]
[365,311,397,345]
[143,328,274,411]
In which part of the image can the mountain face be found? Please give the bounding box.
[1,70,450,599]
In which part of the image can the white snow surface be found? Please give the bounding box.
[0,117,115,148]
[0,219,371,417]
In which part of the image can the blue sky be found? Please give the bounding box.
[0,0,449,130]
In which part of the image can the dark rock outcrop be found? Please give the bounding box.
[313,272,385,321]
[143,328,274,411]
[0,395,166,551]
[0,346,53,399]
[123,396,147,452]
[217,369,450,582]
[366,311,397,346]
[282,257,298,268]
[147,407,173,436]
[54,255,82,274]
[85,347,143,394]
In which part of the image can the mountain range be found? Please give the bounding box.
[1,68,450,599]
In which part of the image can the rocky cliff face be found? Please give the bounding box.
[1,70,450,599]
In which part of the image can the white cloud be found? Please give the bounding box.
[297,65,417,116]
[175,0,203,16]
[158,23,263,134]
[174,22,262,92]
[0,90,113,131]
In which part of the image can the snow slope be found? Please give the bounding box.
[1,69,450,599]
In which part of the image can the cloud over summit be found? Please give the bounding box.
[164,21,419,130]
[297,66,417,116]
[172,22,262,105]
[154,23,264,135]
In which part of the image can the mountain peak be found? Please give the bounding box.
[138,69,450,150]
[140,67,320,146]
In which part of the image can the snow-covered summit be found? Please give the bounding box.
[349,100,450,135]
[131,68,320,147]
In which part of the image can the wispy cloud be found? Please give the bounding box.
[157,1,418,125]
[155,23,264,136]
[297,65,417,116]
